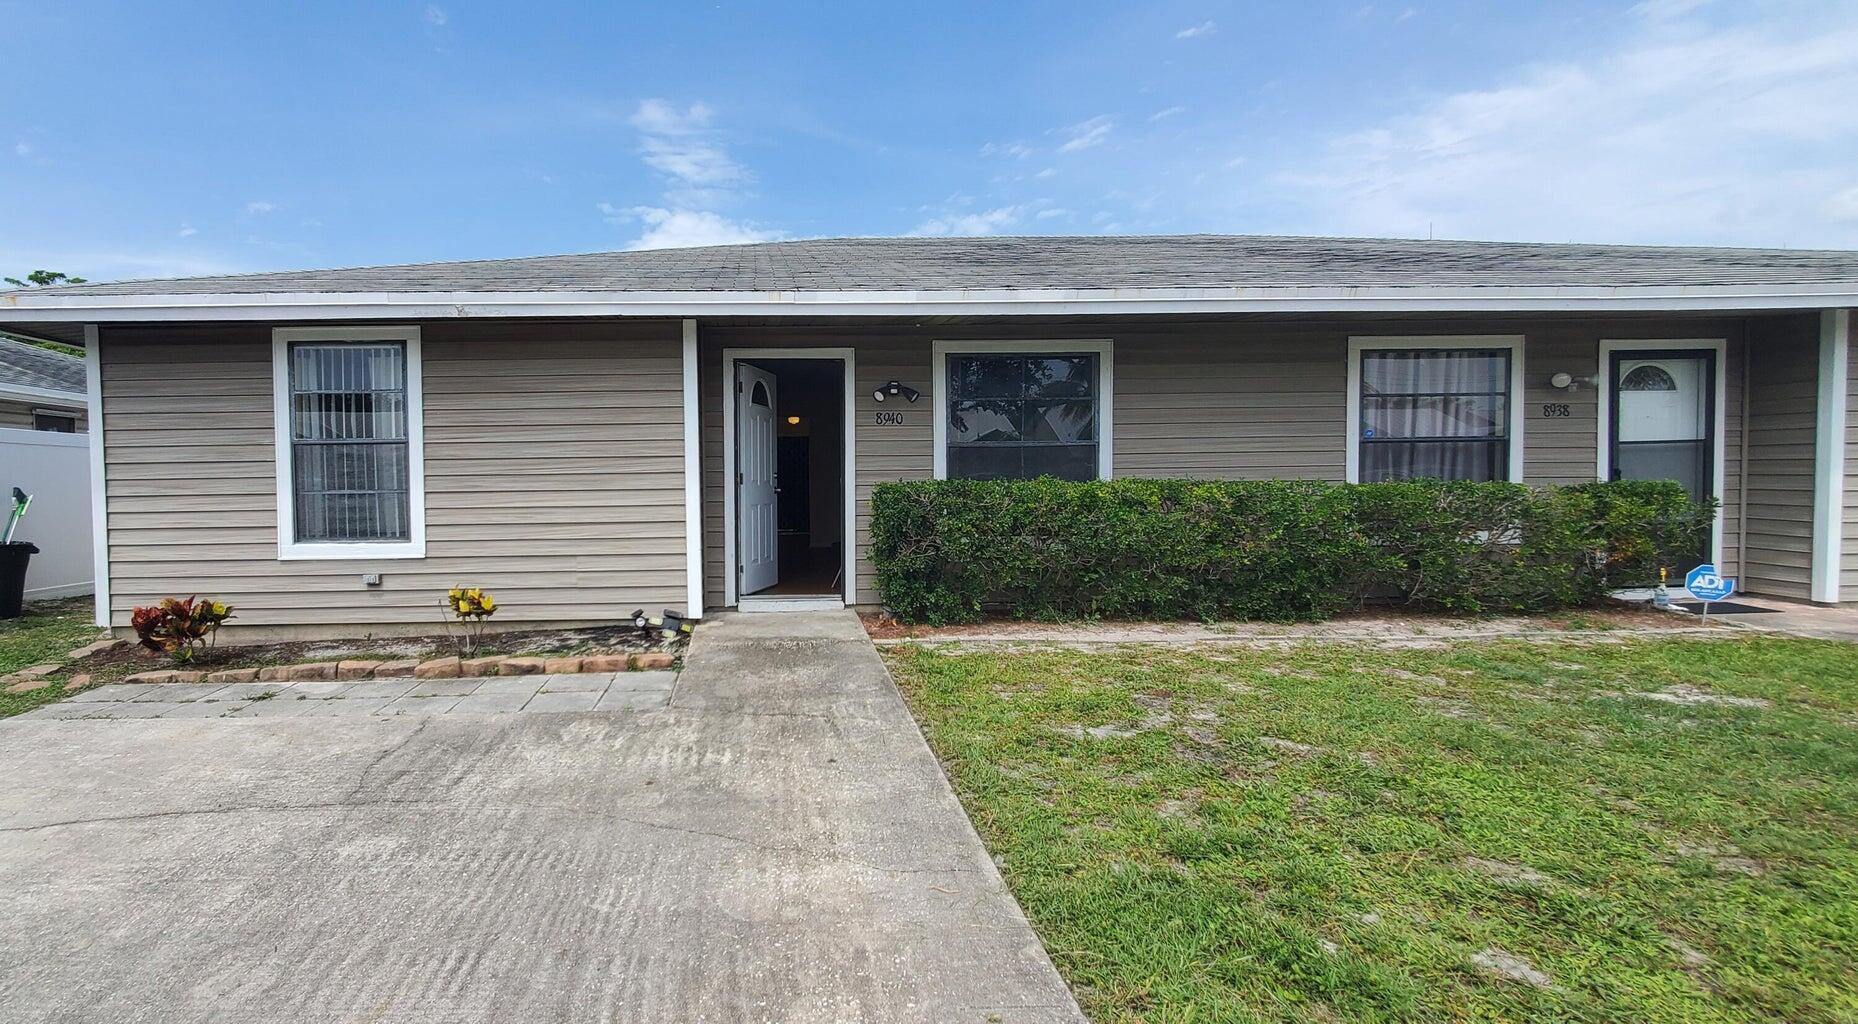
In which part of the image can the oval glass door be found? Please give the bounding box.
[1611,353,1712,504]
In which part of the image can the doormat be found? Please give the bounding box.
[1672,601,1782,615]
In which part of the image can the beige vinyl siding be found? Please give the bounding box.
[1742,315,1820,600]
[101,320,687,628]
[1115,328,1344,479]
[698,316,1756,610]
[1513,321,1747,578]
[1118,320,1747,584]
[0,398,85,431]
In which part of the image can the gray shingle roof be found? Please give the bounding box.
[13,234,1858,297]
[0,335,84,395]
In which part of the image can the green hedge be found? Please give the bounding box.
[868,478,1714,624]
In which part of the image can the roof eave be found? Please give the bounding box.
[4,283,1858,320]
[0,382,86,407]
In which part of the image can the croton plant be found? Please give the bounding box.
[130,596,235,663]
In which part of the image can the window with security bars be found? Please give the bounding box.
[947,353,1099,480]
[1359,349,1510,482]
[288,342,411,542]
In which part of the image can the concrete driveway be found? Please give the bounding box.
[0,612,1082,1023]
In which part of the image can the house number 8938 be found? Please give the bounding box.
[1541,403,1572,418]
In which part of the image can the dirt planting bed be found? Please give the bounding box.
[7,623,684,695]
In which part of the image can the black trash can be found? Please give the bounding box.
[0,542,39,619]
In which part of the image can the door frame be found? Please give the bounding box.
[721,348,857,609]
[1596,338,1727,571]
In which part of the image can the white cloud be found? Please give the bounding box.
[1827,185,1858,223]
[616,207,782,250]
[1149,106,1186,122]
[981,141,1035,159]
[1175,20,1216,39]
[629,97,711,134]
[423,4,448,26]
[629,98,747,186]
[1633,0,1714,20]
[1272,4,1858,246]
[12,141,31,157]
[243,201,275,215]
[1056,115,1114,154]
[1034,207,1070,220]
[606,99,782,249]
[910,206,1021,236]
[177,224,198,238]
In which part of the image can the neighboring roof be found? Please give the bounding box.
[0,335,84,398]
[13,234,1858,297]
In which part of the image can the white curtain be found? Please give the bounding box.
[1361,350,1507,482]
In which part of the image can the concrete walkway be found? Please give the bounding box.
[13,670,678,719]
[1695,593,1858,643]
[0,610,1082,1024]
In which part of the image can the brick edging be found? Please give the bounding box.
[122,651,676,685]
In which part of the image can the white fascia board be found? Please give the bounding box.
[9,283,1858,321]
[0,382,85,407]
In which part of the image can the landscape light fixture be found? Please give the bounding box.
[873,380,920,403]
[630,608,696,640]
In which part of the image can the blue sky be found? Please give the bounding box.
[6,0,1858,281]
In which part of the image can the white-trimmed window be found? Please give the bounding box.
[32,409,78,433]
[273,326,426,559]
[1346,336,1525,484]
[932,340,1113,481]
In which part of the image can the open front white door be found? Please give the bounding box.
[736,363,779,596]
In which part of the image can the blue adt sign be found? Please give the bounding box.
[1685,564,1735,603]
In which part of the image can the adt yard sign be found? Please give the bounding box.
[1686,564,1735,604]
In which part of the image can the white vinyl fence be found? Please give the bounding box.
[0,427,93,600]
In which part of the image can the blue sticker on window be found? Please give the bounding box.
[1362,428,1375,439]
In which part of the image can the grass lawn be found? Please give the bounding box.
[885,635,1858,1023]
[0,599,98,719]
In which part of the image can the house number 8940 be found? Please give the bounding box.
[874,411,906,425]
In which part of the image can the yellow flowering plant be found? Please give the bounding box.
[442,586,497,656]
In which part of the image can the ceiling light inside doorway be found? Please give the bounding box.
[787,415,801,425]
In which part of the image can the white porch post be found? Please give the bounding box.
[681,318,704,618]
[1812,309,1850,604]
[83,324,111,627]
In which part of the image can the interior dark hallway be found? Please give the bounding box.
[744,358,844,598]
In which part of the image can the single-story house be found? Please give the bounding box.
[2,234,1856,634]
[0,335,87,432]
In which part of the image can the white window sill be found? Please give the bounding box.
[279,541,426,561]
